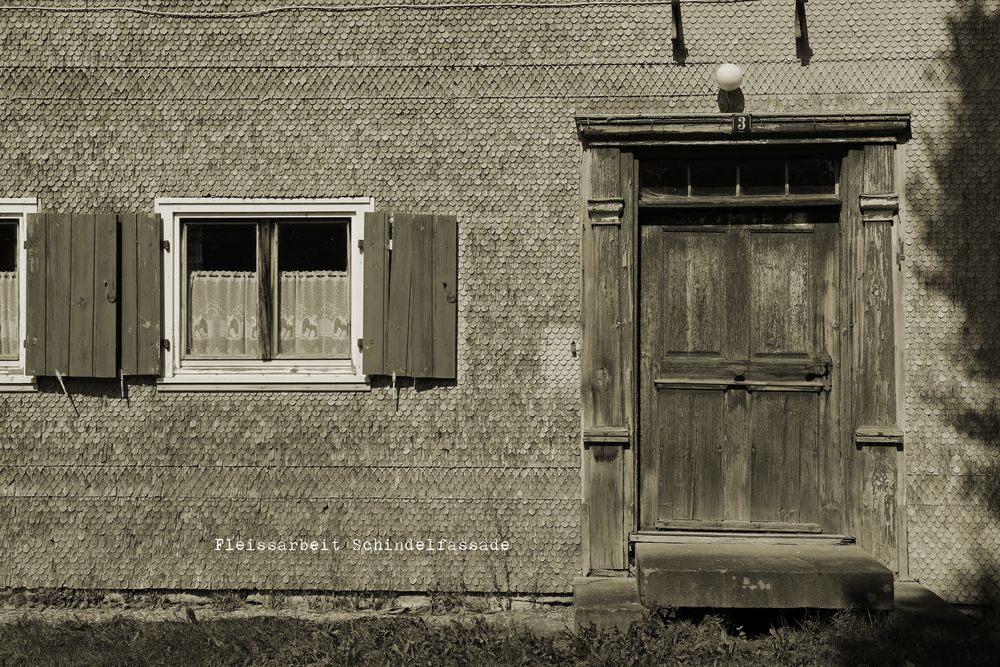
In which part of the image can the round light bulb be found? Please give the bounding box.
[715,63,744,91]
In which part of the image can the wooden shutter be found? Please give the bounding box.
[119,213,163,376]
[362,212,457,379]
[25,213,118,377]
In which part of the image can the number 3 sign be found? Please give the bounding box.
[732,114,752,133]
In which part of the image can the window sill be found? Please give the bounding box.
[157,372,370,392]
[0,374,37,392]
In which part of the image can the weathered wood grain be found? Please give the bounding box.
[848,143,898,570]
[135,213,162,375]
[621,153,638,541]
[690,390,724,520]
[68,213,96,376]
[24,214,46,375]
[582,146,623,428]
[589,444,625,570]
[407,214,434,377]
[386,213,414,374]
[92,213,117,377]
[722,388,751,521]
[581,146,627,571]
[430,214,458,379]
[362,211,389,375]
[640,207,838,531]
[119,213,139,375]
[255,222,272,360]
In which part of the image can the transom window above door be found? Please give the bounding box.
[640,155,840,205]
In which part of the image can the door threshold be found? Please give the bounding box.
[630,531,855,546]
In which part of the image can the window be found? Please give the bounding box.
[640,154,840,204]
[157,199,373,390]
[0,198,39,389]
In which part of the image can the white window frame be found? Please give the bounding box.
[0,198,38,391]
[155,197,373,391]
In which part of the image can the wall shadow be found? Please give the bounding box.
[908,0,1000,605]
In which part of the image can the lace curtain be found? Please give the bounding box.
[278,271,351,357]
[0,272,16,359]
[188,271,259,357]
[188,270,350,358]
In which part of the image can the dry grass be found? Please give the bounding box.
[0,608,995,666]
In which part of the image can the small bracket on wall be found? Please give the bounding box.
[583,425,630,448]
[671,0,688,64]
[860,193,899,224]
[587,198,624,226]
[855,425,904,450]
[795,0,812,64]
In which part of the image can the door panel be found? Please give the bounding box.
[655,389,725,521]
[639,208,839,532]
[652,229,728,357]
[749,229,813,357]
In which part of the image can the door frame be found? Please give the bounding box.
[576,113,911,578]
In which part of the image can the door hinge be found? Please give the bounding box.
[162,240,171,252]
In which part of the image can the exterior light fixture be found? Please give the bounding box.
[714,63,744,91]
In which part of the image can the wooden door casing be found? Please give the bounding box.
[638,208,840,533]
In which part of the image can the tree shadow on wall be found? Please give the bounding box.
[909,0,1000,604]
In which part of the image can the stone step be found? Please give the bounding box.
[636,541,893,609]
[572,576,646,632]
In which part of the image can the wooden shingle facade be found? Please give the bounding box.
[0,0,998,606]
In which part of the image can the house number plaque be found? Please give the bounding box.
[732,113,752,133]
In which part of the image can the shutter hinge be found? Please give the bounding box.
[161,339,171,351]
[357,338,364,350]
[162,240,171,252]
[358,239,364,252]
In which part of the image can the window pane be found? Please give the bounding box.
[690,160,737,196]
[0,221,17,360]
[739,158,785,196]
[641,160,687,197]
[185,223,260,358]
[788,158,837,194]
[277,221,351,358]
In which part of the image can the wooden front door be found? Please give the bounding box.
[639,207,840,533]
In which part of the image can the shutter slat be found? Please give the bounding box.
[119,213,139,375]
[407,214,434,377]
[69,214,96,377]
[45,213,72,375]
[362,211,389,375]
[386,213,415,375]
[135,213,162,375]
[93,213,118,377]
[430,214,457,379]
[24,213,46,375]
